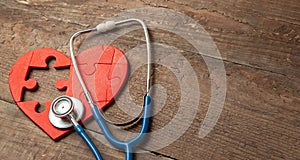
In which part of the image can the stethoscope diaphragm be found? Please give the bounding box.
[49,96,85,128]
[51,96,74,118]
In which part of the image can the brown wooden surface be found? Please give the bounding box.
[0,0,299,160]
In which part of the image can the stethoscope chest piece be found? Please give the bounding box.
[49,96,85,128]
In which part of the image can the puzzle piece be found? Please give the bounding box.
[30,49,71,69]
[9,48,71,102]
[71,45,128,121]
[9,48,73,141]
[109,55,128,97]
[94,49,128,104]
[9,51,37,103]
[76,45,114,75]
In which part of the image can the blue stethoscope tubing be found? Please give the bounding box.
[74,125,103,160]
[73,95,151,160]
[92,95,151,159]
[69,19,152,160]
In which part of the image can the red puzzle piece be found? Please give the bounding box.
[94,46,128,104]
[9,48,72,140]
[9,46,128,141]
[68,46,128,122]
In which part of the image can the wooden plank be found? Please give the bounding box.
[0,0,299,77]
[132,0,300,78]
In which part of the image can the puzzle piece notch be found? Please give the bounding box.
[56,78,69,91]
[30,48,71,69]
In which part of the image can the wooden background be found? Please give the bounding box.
[0,0,299,159]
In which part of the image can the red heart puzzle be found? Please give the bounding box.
[9,46,128,141]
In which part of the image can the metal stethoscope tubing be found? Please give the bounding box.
[69,19,152,160]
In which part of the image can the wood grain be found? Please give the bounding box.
[0,0,299,160]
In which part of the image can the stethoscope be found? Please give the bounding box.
[49,19,152,160]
